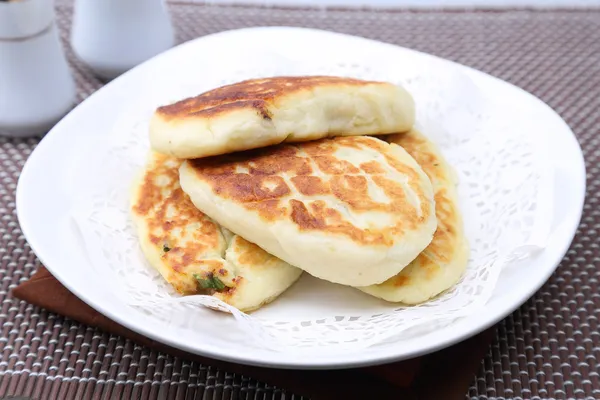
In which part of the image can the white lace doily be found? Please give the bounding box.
[70,48,554,354]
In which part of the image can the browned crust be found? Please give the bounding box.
[187,135,432,246]
[383,131,461,287]
[131,154,228,294]
[155,76,386,121]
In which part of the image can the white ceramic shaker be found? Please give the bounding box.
[0,0,76,138]
[70,0,175,81]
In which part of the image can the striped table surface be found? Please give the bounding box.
[1,1,599,399]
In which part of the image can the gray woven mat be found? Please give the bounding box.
[1,1,599,399]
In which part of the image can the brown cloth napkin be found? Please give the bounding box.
[12,267,493,400]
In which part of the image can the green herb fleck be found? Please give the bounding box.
[433,163,439,167]
[162,244,171,252]
[193,273,226,291]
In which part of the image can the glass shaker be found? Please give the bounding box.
[70,0,175,81]
[0,0,76,137]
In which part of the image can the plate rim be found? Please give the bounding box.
[16,26,587,369]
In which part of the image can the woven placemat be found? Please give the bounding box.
[1,1,599,399]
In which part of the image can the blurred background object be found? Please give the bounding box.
[70,0,175,81]
[192,0,600,8]
[0,0,75,138]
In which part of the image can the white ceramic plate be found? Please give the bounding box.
[16,27,585,369]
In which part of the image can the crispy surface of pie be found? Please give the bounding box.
[179,135,437,287]
[130,152,302,313]
[149,76,415,159]
[357,129,469,304]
